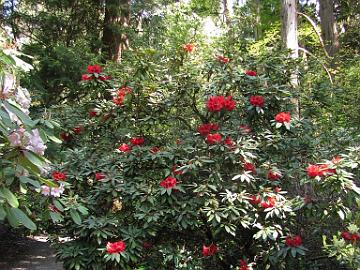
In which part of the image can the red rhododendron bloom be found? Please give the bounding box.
[341,231,352,241]
[99,75,111,81]
[261,197,276,208]
[223,96,236,111]
[52,171,66,181]
[285,235,302,247]
[216,55,230,63]
[249,95,265,107]
[89,110,98,117]
[341,231,360,242]
[245,70,257,76]
[268,170,281,181]
[275,112,291,123]
[202,243,218,257]
[81,74,92,81]
[87,64,101,74]
[113,95,125,106]
[95,172,105,181]
[150,146,160,154]
[143,242,153,249]
[182,43,195,52]
[117,86,132,96]
[130,137,145,146]
[172,165,183,175]
[224,136,235,147]
[60,132,71,141]
[73,127,82,134]
[249,195,261,205]
[106,241,126,254]
[160,176,177,189]
[239,259,249,270]
[239,124,252,134]
[206,96,225,112]
[243,162,256,174]
[206,133,222,145]
[306,164,335,178]
[118,143,131,152]
[197,123,219,136]
[206,96,236,112]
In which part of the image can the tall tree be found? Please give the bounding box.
[102,0,131,62]
[281,0,299,115]
[318,0,339,57]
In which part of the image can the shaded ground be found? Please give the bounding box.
[0,233,63,270]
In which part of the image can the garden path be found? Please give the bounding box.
[0,234,63,270]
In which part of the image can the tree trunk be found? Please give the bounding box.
[281,0,299,116]
[101,0,131,62]
[319,0,339,57]
[254,0,262,40]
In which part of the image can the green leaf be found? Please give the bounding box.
[53,200,64,212]
[70,209,82,225]
[9,207,36,230]
[19,176,41,188]
[3,100,34,127]
[50,211,63,223]
[0,205,6,220]
[0,187,19,208]
[23,151,44,168]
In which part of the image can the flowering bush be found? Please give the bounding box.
[42,44,360,270]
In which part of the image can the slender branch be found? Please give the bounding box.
[298,47,333,84]
[297,12,330,59]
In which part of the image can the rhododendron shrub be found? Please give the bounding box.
[47,47,360,270]
[0,39,60,231]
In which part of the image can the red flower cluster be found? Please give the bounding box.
[206,96,236,112]
[341,231,360,242]
[306,164,336,178]
[60,132,71,141]
[275,112,291,123]
[245,70,257,76]
[224,136,235,147]
[81,65,107,81]
[239,124,252,134]
[150,146,160,154]
[206,133,222,145]
[182,43,195,52]
[73,126,82,135]
[202,243,218,257]
[106,241,126,254]
[239,259,249,270]
[243,162,256,174]
[197,123,219,136]
[268,170,281,181]
[130,137,145,146]
[249,95,265,107]
[216,55,230,63]
[160,176,177,189]
[52,171,66,181]
[81,74,92,81]
[172,165,183,175]
[113,86,132,106]
[249,195,261,205]
[118,143,131,152]
[87,65,101,74]
[285,235,302,247]
[95,172,105,181]
[89,110,98,117]
[261,197,276,208]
